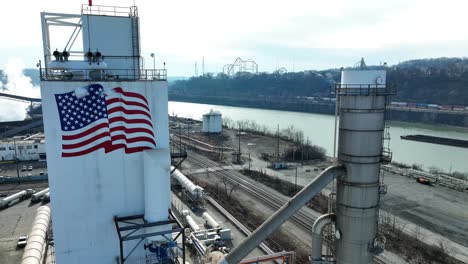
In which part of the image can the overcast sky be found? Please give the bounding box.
[1,0,468,76]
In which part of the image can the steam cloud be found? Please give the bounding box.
[0,58,41,121]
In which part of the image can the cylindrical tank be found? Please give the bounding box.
[202,212,220,229]
[21,206,51,264]
[42,192,50,203]
[185,215,201,232]
[335,67,388,264]
[182,210,190,217]
[202,110,222,133]
[31,188,50,202]
[171,167,204,201]
[0,190,27,208]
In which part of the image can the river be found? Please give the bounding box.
[169,101,468,173]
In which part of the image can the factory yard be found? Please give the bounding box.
[181,151,411,264]
[171,118,468,263]
[171,193,268,262]
[0,197,48,264]
[0,119,465,264]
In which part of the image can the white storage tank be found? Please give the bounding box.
[202,110,222,133]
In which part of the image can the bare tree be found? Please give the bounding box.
[220,169,240,201]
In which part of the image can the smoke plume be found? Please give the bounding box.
[0,58,41,121]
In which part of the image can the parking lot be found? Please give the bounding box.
[0,161,47,179]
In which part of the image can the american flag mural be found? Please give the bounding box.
[55,84,156,157]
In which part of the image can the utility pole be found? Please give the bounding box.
[195,62,198,77]
[248,153,251,175]
[179,120,182,155]
[238,124,242,164]
[301,138,304,165]
[202,56,205,76]
[150,53,155,72]
[13,139,20,184]
[276,124,280,162]
[295,167,298,193]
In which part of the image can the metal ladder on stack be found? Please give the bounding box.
[130,7,140,79]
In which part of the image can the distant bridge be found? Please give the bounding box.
[0,92,41,103]
[0,119,44,139]
[0,93,43,138]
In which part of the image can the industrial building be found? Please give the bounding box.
[0,134,46,161]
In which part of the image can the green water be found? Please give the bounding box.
[169,101,468,173]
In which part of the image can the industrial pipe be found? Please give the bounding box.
[0,189,33,208]
[186,215,201,232]
[202,212,220,229]
[21,206,51,264]
[31,188,50,203]
[218,165,346,264]
[171,166,204,200]
[311,213,336,261]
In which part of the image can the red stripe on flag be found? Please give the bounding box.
[62,132,110,150]
[110,125,155,136]
[62,122,109,140]
[106,98,150,112]
[111,135,156,146]
[113,87,149,105]
[62,141,109,157]
[106,144,153,154]
[109,116,153,128]
[107,106,151,119]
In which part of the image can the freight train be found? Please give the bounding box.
[389,101,468,111]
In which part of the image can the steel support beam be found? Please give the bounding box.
[218,165,346,264]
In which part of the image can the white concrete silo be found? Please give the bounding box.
[39,4,172,263]
[202,110,222,133]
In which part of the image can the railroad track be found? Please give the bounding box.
[183,151,387,264]
[186,153,315,231]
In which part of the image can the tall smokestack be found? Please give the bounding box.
[334,61,391,264]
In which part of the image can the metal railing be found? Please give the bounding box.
[40,68,167,82]
[333,83,396,96]
[81,4,137,17]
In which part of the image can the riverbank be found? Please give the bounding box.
[169,94,468,127]
[169,101,468,173]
